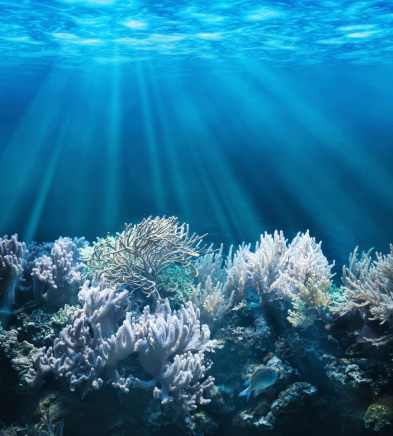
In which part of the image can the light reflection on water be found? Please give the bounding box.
[0,0,392,68]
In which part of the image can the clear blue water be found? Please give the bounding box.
[1,0,393,269]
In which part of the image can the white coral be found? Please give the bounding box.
[246,230,289,296]
[27,281,215,423]
[333,244,393,324]
[275,230,334,297]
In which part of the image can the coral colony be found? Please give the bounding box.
[1,216,393,434]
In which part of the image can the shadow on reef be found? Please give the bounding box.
[1,218,393,435]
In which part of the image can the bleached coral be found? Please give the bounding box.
[276,231,334,297]
[225,243,252,303]
[246,230,289,297]
[26,279,131,398]
[192,276,234,328]
[0,234,26,303]
[194,244,227,289]
[333,245,393,324]
[120,300,215,425]
[31,236,87,306]
[27,279,215,424]
[151,350,214,425]
[222,231,334,329]
[374,246,393,321]
[192,244,236,327]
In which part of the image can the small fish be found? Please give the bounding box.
[239,365,279,401]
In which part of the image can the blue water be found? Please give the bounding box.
[1,0,393,270]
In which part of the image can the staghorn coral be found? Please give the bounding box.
[84,216,207,300]
[333,244,393,324]
[0,234,26,303]
[31,237,87,307]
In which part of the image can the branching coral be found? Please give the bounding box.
[192,244,237,327]
[31,237,87,306]
[26,279,215,424]
[332,245,393,324]
[246,230,289,297]
[157,264,195,307]
[194,244,227,289]
[192,276,234,328]
[215,231,334,329]
[225,243,252,303]
[0,234,26,303]
[287,277,332,329]
[116,299,215,425]
[274,231,335,329]
[26,279,131,397]
[84,216,207,300]
[275,230,334,297]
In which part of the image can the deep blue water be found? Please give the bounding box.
[1,0,393,271]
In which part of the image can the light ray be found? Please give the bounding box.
[0,69,70,237]
[136,63,166,211]
[147,72,192,219]
[23,112,72,243]
[162,73,261,244]
[103,61,122,229]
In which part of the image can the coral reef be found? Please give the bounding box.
[26,277,215,424]
[1,219,393,435]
